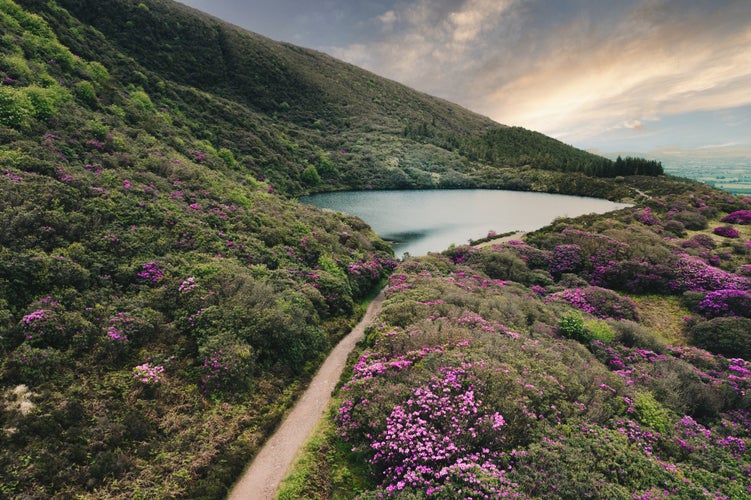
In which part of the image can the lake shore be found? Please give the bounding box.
[474,231,527,248]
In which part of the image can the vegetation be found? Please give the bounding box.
[288,182,751,497]
[0,0,743,498]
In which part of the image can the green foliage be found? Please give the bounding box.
[557,311,587,341]
[85,60,110,85]
[216,147,236,168]
[0,87,32,128]
[300,164,321,186]
[691,317,751,360]
[633,391,673,433]
[585,319,615,343]
[73,80,96,106]
[129,88,154,111]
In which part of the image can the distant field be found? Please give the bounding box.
[660,156,751,195]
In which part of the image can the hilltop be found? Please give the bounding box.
[0,0,735,499]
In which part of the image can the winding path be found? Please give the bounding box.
[227,288,386,500]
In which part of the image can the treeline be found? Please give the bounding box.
[404,123,663,178]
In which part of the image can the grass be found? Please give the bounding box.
[631,294,693,345]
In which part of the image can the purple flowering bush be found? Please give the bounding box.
[714,225,740,238]
[696,289,751,318]
[322,249,751,498]
[722,210,751,224]
[669,255,750,293]
[549,243,584,276]
[548,286,639,321]
[341,365,517,497]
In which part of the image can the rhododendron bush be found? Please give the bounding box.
[327,249,751,498]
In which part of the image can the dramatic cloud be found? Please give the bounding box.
[178,0,751,151]
[329,0,751,148]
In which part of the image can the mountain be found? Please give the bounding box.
[0,0,686,498]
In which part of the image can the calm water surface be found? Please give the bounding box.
[301,190,629,256]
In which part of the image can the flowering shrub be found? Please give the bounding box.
[178,276,198,293]
[549,244,584,276]
[105,312,133,342]
[20,308,47,340]
[346,256,397,297]
[635,207,658,226]
[548,286,639,321]
[589,258,673,293]
[132,363,165,384]
[721,210,751,224]
[669,255,749,292]
[714,225,740,238]
[500,240,550,269]
[697,289,751,318]
[680,233,716,250]
[338,365,518,497]
[137,261,164,283]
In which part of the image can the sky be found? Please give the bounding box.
[177,0,751,155]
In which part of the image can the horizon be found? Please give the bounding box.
[177,0,751,158]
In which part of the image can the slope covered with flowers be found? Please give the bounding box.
[0,2,395,497]
[284,185,751,498]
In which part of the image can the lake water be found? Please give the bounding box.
[300,190,630,256]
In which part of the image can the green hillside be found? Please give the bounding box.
[15,0,658,199]
[1,0,737,499]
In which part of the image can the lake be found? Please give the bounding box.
[300,190,630,256]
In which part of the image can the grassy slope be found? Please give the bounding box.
[20,0,635,199]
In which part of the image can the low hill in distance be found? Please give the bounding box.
[1,0,744,499]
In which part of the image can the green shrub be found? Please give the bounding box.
[634,391,673,433]
[671,210,707,230]
[585,319,615,343]
[612,320,667,353]
[130,89,154,111]
[0,87,32,128]
[557,312,587,341]
[5,344,69,385]
[217,147,236,168]
[85,61,110,85]
[468,249,531,282]
[300,164,321,185]
[73,80,97,106]
[690,317,751,360]
[1,53,33,81]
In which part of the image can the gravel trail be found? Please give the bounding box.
[227,288,386,499]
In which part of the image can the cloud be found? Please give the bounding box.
[329,0,751,147]
[331,0,521,96]
[378,10,397,26]
[623,120,643,130]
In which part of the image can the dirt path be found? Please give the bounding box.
[474,231,527,248]
[227,288,386,500]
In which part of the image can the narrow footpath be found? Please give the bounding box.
[227,288,386,500]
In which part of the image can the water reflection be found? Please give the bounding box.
[301,190,629,256]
